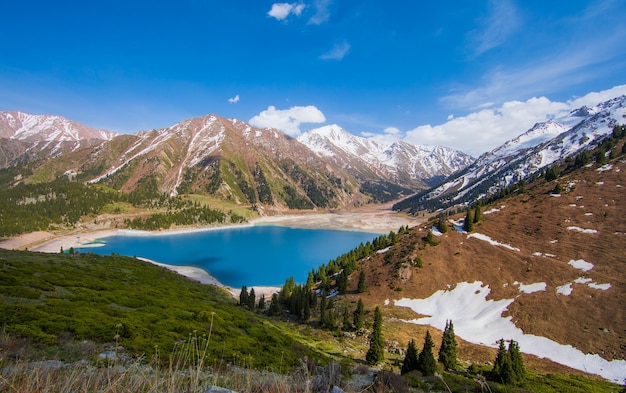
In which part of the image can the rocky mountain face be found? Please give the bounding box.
[298,124,474,189]
[1,111,477,209]
[394,95,626,213]
[0,111,116,167]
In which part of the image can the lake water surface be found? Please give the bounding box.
[77,225,378,287]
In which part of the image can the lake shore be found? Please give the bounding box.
[0,210,422,297]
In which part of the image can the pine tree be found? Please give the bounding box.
[239,285,248,307]
[342,306,351,330]
[337,269,348,294]
[357,270,366,293]
[492,339,514,384]
[508,340,525,383]
[354,298,365,330]
[473,203,481,223]
[366,306,384,365]
[438,320,458,370]
[417,330,437,376]
[401,339,419,375]
[257,294,265,312]
[247,287,256,310]
[463,209,474,232]
[437,217,448,233]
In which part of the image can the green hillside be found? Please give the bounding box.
[0,248,326,369]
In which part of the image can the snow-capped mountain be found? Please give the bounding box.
[394,95,626,212]
[0,111,116,142]
[298,124,474,188]
[0,111,117,166]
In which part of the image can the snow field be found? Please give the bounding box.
[466,233,520,252]
[394,281,626,383]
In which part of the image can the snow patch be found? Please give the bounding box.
[384,299,390,306]
[517,282,546,294]
[568,259,594,272]
[376,247,390,254]
[394,281,626,383]
[574,277,592,284]
[596,164,613,172]
[567,226,597,234]
[556,283,573,296]
[588,283,611,290]
[483,205,505,215]
[467,233,520,251]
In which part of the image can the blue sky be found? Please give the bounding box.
[1,0,625,156]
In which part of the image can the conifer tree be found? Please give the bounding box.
[342,306,351,330]
[366,306,384,365]
[247,287,256,310]
[239,285,248,307]
[357,269,366,293]
[437,217,448,233]
[508,340,525,383]
[492,339,514,384]
[417,330,437,376]
[401,339,419,375]
[257,294,265,312]
[473,203,481,223]
[463,209,474,232]
[354,298,365,330]
[337,269,348,294]
[438,320,458,370]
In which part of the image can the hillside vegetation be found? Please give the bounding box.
[0,249,327,369]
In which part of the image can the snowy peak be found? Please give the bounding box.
[298,124,474,189]
[0,111,116,142]
[394,94,626,213]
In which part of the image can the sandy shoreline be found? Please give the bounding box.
[0,211,423,297]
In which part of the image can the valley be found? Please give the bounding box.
[0,95,625,392]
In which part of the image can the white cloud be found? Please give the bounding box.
[468,0,521,57]
[320,41,350,60]
[249,105,326,136]
[228,94,240,104]
[268,3,306,21]
[404,85,626,156]
[309,0,331,25]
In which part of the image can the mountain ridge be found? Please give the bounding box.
[393,95,626,213]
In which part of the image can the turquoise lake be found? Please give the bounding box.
[77,225,378,287]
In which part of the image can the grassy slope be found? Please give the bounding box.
[0,249,326,369]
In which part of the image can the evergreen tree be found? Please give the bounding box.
[438,320,458,370]
[473,203,481,223]
[247,287,256,310]
[337,269,348,294]
[342,306,351,330]
[492,339,514,384]
[436,217,448,233]
[463,209,474,232]
[508,340,526,383]
[357,270,366,293]
[239,285,248,307]
[354,298,365,330]
[303,295,310,320]
[257,294,265,312]
[417,330,437,376]
[268,293,280,316]
[365,306,384,365]
[401,339,419,375]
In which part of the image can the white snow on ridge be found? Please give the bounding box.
[588,282,611,290]
[568,259,594,272]
[483,205,505,215]
[517,282,546,294]
[556,283,573,296]
[567,226,598,234]
[394,281,626,383]
[467,233,520,252]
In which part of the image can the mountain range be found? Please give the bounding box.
[1,94,625,213]
[0,111,471,209]
[393,95,626,212]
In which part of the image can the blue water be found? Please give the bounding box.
[77,225,378,287]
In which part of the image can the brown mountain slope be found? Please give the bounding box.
[346,154,624,379]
